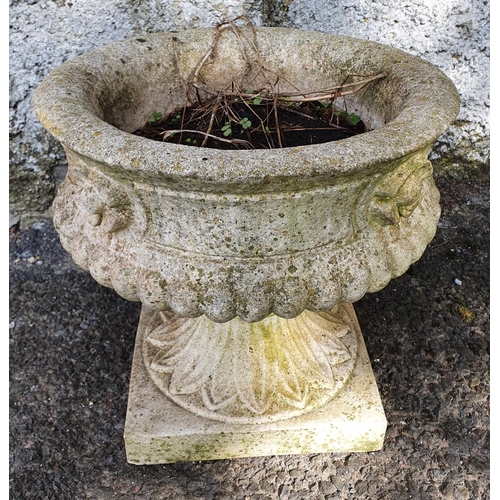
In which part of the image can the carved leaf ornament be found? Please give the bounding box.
[143,305,358,423]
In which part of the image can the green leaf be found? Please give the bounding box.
[148,111,162,123]
[253,96,263,105]
[222,123,232,137]
[347,113,361,126]
[239,118,252,129]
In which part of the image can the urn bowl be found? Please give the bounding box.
[33,27,460,323]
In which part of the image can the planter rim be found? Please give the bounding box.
[33,27,460,188]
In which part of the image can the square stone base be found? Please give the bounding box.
[124,305,387,464]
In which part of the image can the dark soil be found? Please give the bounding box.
[133,100,365,149]
[9,175,489,499]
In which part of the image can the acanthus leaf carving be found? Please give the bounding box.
[143,305,358,423]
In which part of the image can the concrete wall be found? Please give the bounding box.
[9,0,489,226]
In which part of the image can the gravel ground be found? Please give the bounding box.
[9,175,489,499]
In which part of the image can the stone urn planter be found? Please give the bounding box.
[33,26,460,464]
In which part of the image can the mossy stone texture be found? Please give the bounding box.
[31,27,460,464]
[33,27,460,322]
[125,304,387,464]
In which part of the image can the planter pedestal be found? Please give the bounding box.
[124,304,386,464]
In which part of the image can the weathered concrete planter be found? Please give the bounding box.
[33,27,460,464]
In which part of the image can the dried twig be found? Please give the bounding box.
[190,73,385,103]
[143,18,386,150]
[161,129,252,147]
[200,96,221,147]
